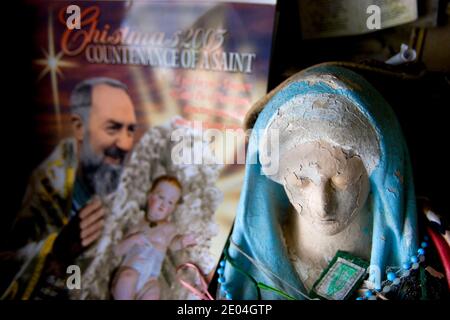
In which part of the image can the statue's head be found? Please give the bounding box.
[260,93,380,235]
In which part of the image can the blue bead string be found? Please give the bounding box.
[356,237,429,300]
[217,260,232,300]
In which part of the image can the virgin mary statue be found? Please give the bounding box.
[216,64,448,300]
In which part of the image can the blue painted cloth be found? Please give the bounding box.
[222,65,418,300]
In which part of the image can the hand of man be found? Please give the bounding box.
[79,197,105,247]
[51,197,106,263]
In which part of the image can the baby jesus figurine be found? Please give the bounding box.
[112,176,197,300]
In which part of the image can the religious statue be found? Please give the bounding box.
[216,64,449,300]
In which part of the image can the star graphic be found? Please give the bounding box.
[35,49,77,81]
[33,9,78,136]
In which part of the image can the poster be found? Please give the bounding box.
[1,0,276,300]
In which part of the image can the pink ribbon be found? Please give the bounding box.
[176,262,214,300]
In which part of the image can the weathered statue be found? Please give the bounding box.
[216,64,449,300]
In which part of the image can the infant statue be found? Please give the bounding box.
[112,176,196,300]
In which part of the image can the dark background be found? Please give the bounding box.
[1,2,41,248]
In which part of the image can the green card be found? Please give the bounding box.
[311,251,369,300]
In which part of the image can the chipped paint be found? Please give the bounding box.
[395,170,404,184]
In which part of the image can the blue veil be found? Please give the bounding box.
[221,65,418,300]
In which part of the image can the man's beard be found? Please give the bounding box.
[79,135,127,197]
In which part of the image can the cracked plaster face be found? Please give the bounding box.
[282,141,370,235]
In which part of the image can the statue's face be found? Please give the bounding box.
[281,141,370,235]
[147,181,181,222]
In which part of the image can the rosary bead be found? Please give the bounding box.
[387,272,396,282]
[355,237,428,301]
